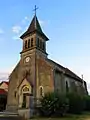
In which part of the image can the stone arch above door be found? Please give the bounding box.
[18,78,33,108]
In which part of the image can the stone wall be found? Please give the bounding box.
[7,62,21,110]
[54,70,65,94]
[64,75,86,94]
[36,55,54,99]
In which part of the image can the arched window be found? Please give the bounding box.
[40,40,42,49]
[39,86,43,97]
[14,91,17,98]
[23,86,29,92]
[22,94,26,108]
[37,38,39,47]
[31,38,33,47]
[28,39,30,48]
[66,81,69,93]
[25,40,27,49]
[42,42,45,51]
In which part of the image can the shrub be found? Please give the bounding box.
[0,95,7,111]
[83,95,90,111]
[39,92,69,117]
[66,93,84,114]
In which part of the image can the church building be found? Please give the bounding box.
[7,13,88,118]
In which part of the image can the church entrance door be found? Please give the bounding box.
[22,93,27,108]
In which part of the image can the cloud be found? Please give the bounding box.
[24,16,29,21]
[12,16,29,36]
[21,16,30,24]
[12,25,22,34]
[0,72,9,82]
[0,28,4,34]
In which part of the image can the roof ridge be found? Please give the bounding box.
[47,58,82,82]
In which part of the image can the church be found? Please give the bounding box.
[6,12,88,118]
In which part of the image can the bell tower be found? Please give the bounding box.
[7,7,50,115]
[19,11,49,104]
[20,14,49,59]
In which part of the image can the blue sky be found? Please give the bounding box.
[0,0,90,92]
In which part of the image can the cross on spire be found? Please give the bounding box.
[33,5,38,16]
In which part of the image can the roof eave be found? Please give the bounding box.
[20,30,49,41]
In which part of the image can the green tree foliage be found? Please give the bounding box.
[39,92,69,117]
[0,95,7,111]
[83,95,90,111]
[38,92,90,117]
[66,93,84,114]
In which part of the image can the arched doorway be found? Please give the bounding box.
[22,85,30,108]
[18,78,33,109]
[18,77,34,118]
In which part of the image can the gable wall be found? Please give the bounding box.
[7,62,21,107]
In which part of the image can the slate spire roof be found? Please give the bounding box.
[20,15,49,40]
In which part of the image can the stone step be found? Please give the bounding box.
[0,112,24,120]
[0,116,24,120]
[0,111,19,116]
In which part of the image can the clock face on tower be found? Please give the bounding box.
[25,56,30,63]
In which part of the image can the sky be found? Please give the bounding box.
[0,0,90,92]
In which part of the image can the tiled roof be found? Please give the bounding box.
[47,59,65,70]
[0,81,9,86]
[4,81,9,85]
[47,59,82,82]
[65,68,82,82]
[0,89,7,95]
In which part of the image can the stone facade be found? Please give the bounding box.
[36,56,54,99]
[6,14,88,118]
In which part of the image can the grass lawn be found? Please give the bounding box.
[30,112,90,120]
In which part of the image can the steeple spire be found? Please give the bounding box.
[20,14,49,40]
[20,8,49,56]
